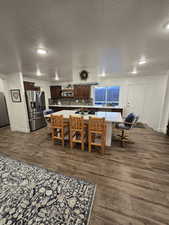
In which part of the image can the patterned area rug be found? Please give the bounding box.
[0,155,96,225]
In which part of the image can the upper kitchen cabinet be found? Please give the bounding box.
[50,86,61,98]
[24,81,40,91]
[50,85,91,99]
[24,81,34,90]
[74,85,91,99]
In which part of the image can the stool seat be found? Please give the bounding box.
[117,123,130,130]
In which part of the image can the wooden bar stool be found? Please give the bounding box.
[69,116,86,151]
[51,115,69,147]
[88,117,106,154]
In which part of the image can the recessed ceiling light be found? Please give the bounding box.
[139,59,146,65]
[101,72,106,77]
[165,22,169,30]
[37,48,47,55]
[55,72,59,80]
[131,68,138,74]
[98,71,106,77]
[138,56,147,65]
[37,68,42,76]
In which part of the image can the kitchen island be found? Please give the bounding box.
[49,104,123,114]
[45,110,123,146]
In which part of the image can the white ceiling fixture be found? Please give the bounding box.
[165,22,169,30]
[37,48,47,55]
[131,67,138,74]
[98,71,106,77]
[36,68,42,76]
[55,72,59,80]
[101,71,106,77]
[138,56,147,65]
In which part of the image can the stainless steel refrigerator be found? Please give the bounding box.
[0,92,9,127]
[25,90,47,131]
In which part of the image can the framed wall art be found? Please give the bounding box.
[10,89,22,103]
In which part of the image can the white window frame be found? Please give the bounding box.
[94,86,120,106]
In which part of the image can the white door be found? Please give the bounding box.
[127,85,145,121]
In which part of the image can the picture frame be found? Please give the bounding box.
[10,89,22,103]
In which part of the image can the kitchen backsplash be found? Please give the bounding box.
[48,98,93,106]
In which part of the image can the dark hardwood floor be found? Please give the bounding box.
[0,126,169,225]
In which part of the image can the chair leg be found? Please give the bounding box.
[121,139,124,147]
[88,133,92,152]
[81,142,84,151]
[82,135,84,151]
[121,130,125,147]
[61,129,64,147]
[101,145,104,154]
[70,130,73,149]
[81,131,84,151]
[70,140,72,149]
[89,144,91,152]
[101,136,105,154]
[52,128,55,144]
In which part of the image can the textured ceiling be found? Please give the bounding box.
[0,0,169,81]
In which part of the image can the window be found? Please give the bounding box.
[94,86,120,106]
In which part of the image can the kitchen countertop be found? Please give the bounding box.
[49,104,123,109]
[45,110,123,123]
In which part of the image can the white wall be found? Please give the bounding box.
[0,74,6,92]
[1,75,51,133]
[160,74,169,133]
[97,75,167,131]
[23,77,51,109]
[0,78,4,92]
[56,73,167,131]
[4,73,30,133]
[1,71,167,133]
[125,76,166,131]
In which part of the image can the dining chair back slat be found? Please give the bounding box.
[89,117,105,133]
[51,115,63,128]
[51,115,68,147]
[88,117,106,153]
[70,116,84,131]
[69,116,85,151]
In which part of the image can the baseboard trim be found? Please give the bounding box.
[11,127,30,133]
[157,127,167,133]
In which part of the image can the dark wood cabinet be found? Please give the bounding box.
[24,81,34,90]
[74,85,79,98]
[50,86,61,98]
[24,81,40,91]
[83,85,91,99]
[50,85,90,99]
[74,85,90,99]
[33,86,40,91]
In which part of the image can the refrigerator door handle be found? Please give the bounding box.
[30,101,36,109]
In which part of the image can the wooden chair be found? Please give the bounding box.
[51,115,69,147]
[88,117,106,154]
[69,116,86,151]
